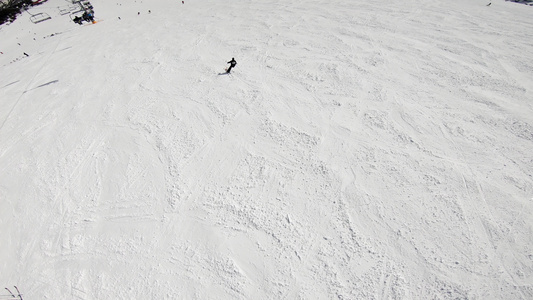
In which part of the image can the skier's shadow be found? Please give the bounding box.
[218,72,229,76]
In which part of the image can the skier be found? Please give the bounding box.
[226,57,237,73]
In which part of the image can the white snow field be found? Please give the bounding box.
[1,0,533,298]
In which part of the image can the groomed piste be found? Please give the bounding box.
[1,0,532,298]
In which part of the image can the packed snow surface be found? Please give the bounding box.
[1,0,533,298]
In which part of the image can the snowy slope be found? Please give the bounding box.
[1,0,533,298]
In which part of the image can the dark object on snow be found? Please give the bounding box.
[226,58,237,73]
[73,11,94,24]
[23,52,29,56]
[73,15,82,24]
[487,2,492,6]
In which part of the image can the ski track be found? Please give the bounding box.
[0,0,533,298]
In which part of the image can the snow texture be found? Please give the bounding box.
[1,0,533,299]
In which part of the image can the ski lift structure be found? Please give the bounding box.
[23,4,51,24]
[70,0,93,12]
[69,0,94,24]
[58,3,83,15]
[68,5,85,22]
[29,12,51,23]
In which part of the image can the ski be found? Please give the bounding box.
[14,286,22,300]
[4,286,22,300]
[5,287,15,298]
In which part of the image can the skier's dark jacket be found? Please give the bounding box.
[228,59,237,67]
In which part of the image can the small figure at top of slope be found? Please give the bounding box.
[226,57,237,73]
[82,11,94,22]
